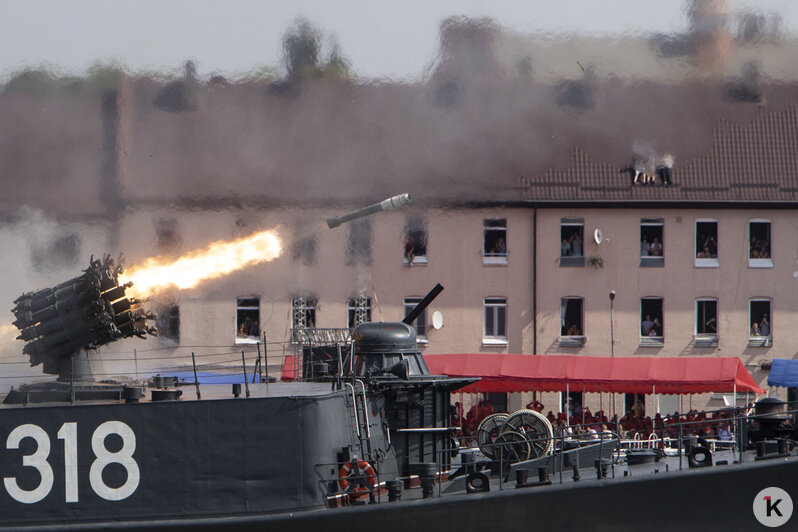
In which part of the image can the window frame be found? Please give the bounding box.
[695,219,719,268]
[559,297,586,347]
[483,219,508,265]
[347,296,372,329]
[403,297,428,342]
[235,296,261,345]
[640,218,664,267]
[694,298,718,347]
[639,297,664,347]
[560,218,585,267]
[748,219,773,269]
[748,299,772,347]
[483,297,508,345]
[403,218,428,266]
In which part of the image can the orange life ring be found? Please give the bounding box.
[338,459,376,497]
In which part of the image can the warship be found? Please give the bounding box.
[2,252,798,531]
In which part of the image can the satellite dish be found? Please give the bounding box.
[432,311,444,330]
[594,228,603,245]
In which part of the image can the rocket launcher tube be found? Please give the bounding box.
[326,193,411,228]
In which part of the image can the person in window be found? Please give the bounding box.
[493,236,506,255]
[561,238,571,257]
[641,315,654,336]
[641,237,650,256]
[751,322,760,336]
[759,315,770,336]
[649,237,663,256]
[567,324,580,336]
[570,233,582,257]
[404,235,416,265]
[697,245,711,258]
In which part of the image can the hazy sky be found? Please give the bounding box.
[0,0,796,81]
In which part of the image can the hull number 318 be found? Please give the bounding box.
[3,421,138,504]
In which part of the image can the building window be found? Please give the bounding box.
[403,218,428,265]
[695,299,718,347]
[403,297,428,340]
[292,296,317,329]
[483,297,507,344]
[347,296,371,328]
[292,234,317,266]
[156,303,180,345]
[695,220,718,267]
[346,220,372,265]
[560,218,584,267]
[749,220,772,268]
[640,219,664,267]
[640,298,664,346]
[483,219,507,265]
[749,299,772,347]
[559,297,585,347]
[155,218,181,254]
[561,391,583,419]
[236,297,260,344]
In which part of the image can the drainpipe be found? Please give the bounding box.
[533,206,538,356]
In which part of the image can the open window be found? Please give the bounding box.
[695,299,718,347]
[346,220,372,265]
[640,219,664,267]
[483,219,507,265]
[749,220,772,268]
[695,220,718,267]
[403,297,428,341]
[291,296,318,342]
[403,218,428,265]
[236,297,260,344]
[560,219,584,267]
[559,297,585,347]
[156,302,180,345]
[749,299,772,347]
[483,297,507,345]
[347,296,371,328]
[640,297,664,347]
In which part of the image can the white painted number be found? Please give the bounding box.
[3,421,139,503]
[4,424,54,504]
[89,421,139,501]
[57,422,79,503]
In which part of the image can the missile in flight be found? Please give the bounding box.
[326,193,411,228]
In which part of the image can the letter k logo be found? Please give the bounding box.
[765,496,783,518]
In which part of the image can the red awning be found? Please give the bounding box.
[425,354,764,395]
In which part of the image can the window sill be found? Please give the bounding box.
[695,258,719,268]
[640,256,664,268]
[483,255,508,265]
[404,256,428,266]
[416,338,428,345]
[748,258,773,269]
[694,335,718,348]
[558,335,586,347]
[748,336,772,348]
[560,256,585,267]
[639,337,664,347]
[235,337,260,345]
[482,338,508,346]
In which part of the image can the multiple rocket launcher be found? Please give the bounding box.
[11,255,154,375]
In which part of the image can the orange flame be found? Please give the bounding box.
[121,229,282,298]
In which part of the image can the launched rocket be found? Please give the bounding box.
[326,193,411,228]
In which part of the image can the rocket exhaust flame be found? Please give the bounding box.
[121,229,282,298]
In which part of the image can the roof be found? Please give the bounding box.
[425,353,765,394]
[767,358,798,388]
